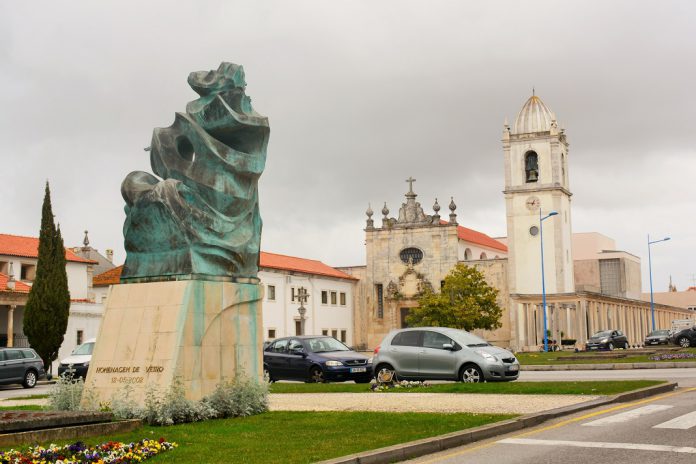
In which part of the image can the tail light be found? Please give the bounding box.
[374,345,380,355]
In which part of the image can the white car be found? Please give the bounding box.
[57,338,96,379]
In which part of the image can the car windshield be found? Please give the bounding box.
[306,337,350,353]
[592,331,613,338]
[448,330,491,347]
[73,342,94,356]
[649,330,669,337]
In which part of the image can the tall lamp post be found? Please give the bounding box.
[540,209,558,352]
[296,286,309,335]
[648,235,670,331]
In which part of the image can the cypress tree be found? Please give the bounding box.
[24,182,71,370]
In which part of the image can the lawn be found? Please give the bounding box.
[269,379,665,395]
[0,404,44,411]
[515,347,696,365]
[1,411,516,463]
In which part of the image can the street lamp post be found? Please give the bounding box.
[648,235,670,332]
[296,286,309,335]
[540,209,558,352]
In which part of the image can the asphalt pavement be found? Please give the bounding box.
[0,382,53,399]
[406,387,696,464]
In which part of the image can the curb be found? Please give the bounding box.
[316,381,678,464]
[521,361,696,371]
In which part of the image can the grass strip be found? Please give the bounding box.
[0,404,44,411]
[516,348,696,365]
[269,380,665,395]
[2,411,515,463]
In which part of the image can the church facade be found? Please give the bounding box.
[341,95,693,351]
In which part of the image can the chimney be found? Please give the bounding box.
[106,249,114,263]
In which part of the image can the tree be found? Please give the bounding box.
[406,264,503,331]
[24,182,71,370]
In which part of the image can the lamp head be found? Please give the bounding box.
[549,211,558,217]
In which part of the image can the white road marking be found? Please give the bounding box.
[653,410,696,430]
[581,404,673,426]
[499,438,696,454]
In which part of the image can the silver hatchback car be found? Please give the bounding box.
[372,327,519,383]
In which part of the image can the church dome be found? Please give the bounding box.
[512,95,554,134]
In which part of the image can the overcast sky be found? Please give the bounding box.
[1,1,694,292]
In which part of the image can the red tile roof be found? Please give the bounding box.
[260,252,358,281]
[0,272,31,293]
[92,252,358,285]
[0,233,97,264]
[439,221,508,252]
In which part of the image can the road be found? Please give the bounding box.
[407,387,696,464]
[0,382,53,399]
[520,367,696,387]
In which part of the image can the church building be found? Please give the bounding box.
[341,94,692,351]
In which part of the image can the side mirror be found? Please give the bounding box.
[290,347,305,356]
[443,343,454,351]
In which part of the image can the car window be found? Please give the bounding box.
[21,350,36,359]
[272,339,288,353]
[306,337,349,353]
[391,331,422,347]
[0,351,5,361]
[73,342,94,356]
[288,339,304,352]
[616,331,623,336]
[422,331,453,350]
[5,350,22,361]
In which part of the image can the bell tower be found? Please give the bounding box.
[503,94,574,294]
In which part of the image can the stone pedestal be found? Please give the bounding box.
[83,280,263,405]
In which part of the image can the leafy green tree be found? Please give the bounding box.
[24,182,71,370]
[406,264,503,331]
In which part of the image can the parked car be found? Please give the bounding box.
[263,336,372,383]
[57,338,95,379]
[585,330,629,351]
[670,326,696,348]
[644,329,670,346]
[0,347,47,388]
[372,327,519,383]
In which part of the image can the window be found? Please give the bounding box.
[5,350,22,361]
[330,291,337,305]
[529,226,539,236]
[321,291,328,304]
[422,331,453,350]
[464,248,472,260]
[21,349,36,359]
[267,285,276,301]
[267,329,276,339]
[480,252,487,260]
[331,329,338,339]
[322,329,329,336]
[376,284,384,318]
[295,320,302,335]
[440,280,445,289]
[525,151,539,183]
[291,287,296,302]
[20,263,36,281]
[272,339,288,353]
[392,331,421,347]
[0,261,8,274]
[340,292,346,306]
[340,330,347,343]
[399,247,424,265]
[76,330,84,346]
[288,339,304,353]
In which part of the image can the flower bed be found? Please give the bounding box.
[370,380,431,392]
[0,438,177,463]
[649,353,696,361]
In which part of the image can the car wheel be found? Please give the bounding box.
[22,370,37,389]
[375,364,397,383]
[608,342,614,351]
[460,364,483,383]
[263,367,275,383]
[308,366,325,383]
[678,337,691,348]
[623,342,629,350]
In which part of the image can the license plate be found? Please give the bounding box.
[649,341,657,344]
[350,367,367,373]
[589,346,598,350]
[508,365,519,372]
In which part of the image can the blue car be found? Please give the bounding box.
[263,336,372,383]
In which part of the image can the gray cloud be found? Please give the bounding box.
[1,0,694,291]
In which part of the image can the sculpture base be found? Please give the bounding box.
[83,280,263,406]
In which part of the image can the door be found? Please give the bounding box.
[3,349,25,381]
[286,339,310,379]
[400,308,411,328]
[389,330,422,377]
[265,339,290,379]
[419,331,458,379]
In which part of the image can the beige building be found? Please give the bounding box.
[341,95,692,351]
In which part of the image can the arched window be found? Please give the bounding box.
[525,151,539,183]
[480,252,487,260]
[464,248,472,260]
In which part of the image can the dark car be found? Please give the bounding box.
[0,347,47,388]
[585,330,629,351]
[263,336,372,383]
[644,329,670,346]
[671,326,696,348]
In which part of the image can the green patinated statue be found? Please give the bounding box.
[121,62,269,282]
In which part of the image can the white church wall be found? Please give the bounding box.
[52,301,104,372]
[457,242,507,261]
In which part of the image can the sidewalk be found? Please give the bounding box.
[522,361,696,371]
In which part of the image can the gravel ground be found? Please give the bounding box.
[269,393,599,415]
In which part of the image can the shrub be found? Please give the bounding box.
[204,375,269,418]
[47,373,86,411]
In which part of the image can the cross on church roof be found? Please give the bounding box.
[406,176,416,194]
